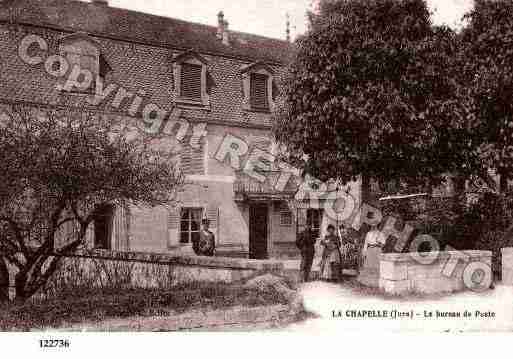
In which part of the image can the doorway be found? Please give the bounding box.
[93,204,115,250]
[249,203,268,259]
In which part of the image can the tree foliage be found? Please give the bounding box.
[461,0,513,188]
[0,106,182,302]
[274,0,481,187]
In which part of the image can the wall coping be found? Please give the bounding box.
[380,250,492,263]
[54,250,284,272]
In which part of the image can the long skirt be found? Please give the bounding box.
[320,250,341,281]
[363,247,382,270]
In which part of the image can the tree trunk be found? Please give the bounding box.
[0,257,9,303]
[361,174,372,204]
[14,271,30,303]
[12,254,64,303]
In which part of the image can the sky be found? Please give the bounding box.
[108,0,475,40]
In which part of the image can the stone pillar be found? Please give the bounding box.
[502,248,513,285]
[378,254,411,295]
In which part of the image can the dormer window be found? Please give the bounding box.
[241,61,275,113]
[180,63,203,101]
[59,32,102,94]
[250,73,270,111]
[172,50,210,107]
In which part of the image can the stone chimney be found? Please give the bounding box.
[217,11,230,46]
[217,11,225,39]
[286,13,291,42]
[222,20,230,46]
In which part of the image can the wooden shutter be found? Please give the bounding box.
[206,207,219,228]
[206,207,219,244]
[181,141,205,175]
[167,207,180,248]
[180,63,202,101]
[250,73,269,110]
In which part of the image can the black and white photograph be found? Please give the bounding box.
[0,0,512,354]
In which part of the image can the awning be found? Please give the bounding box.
[234,171,297,202]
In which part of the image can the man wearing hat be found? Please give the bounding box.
[195,218,216,257]
[296,224,317,282]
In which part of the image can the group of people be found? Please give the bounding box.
[296,223,384,282]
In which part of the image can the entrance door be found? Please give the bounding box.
[249,203,268,259]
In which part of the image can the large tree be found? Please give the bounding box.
[461,0,513,193]
[274,0,479,198]
[0,105,181,302]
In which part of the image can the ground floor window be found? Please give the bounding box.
[180,208,203,244]
[296,208,323,239]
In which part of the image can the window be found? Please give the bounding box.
[180,63,203,101]
[250,73,269,111]
[241,62,275,112]
[180,208,203,244]
[296,208,323,239]
[93,204,114,250]
[180,140,205,175]
[280,209,293,227]
[59,34,101,94]
[172,50,209,106]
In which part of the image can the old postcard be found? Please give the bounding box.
[0,0,512,353]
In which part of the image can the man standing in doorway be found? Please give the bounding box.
[296,224,317,282]
[198,218,216,257]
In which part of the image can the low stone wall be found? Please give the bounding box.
[502,248,513,286]
[379,250,492,295]
[38,250,284,297]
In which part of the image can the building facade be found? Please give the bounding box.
[0,0,361,259]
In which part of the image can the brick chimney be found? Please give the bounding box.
[217,11,225,39]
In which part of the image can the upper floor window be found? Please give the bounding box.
[59,32,102,94]
[180,138,206,176]
[180,63,203,101]
[241,61,275,113]
[250,73,270,111]
[172,50,210,107]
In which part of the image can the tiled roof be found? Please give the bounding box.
[0,0,294,64]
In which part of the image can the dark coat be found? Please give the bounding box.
[296,229,316,257]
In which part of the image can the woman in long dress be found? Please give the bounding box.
[320,224,342,282]
[362,225,385,270]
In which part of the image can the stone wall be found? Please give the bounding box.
[502,248,513,286]
[379,250,492,295]
[35,250,285,298]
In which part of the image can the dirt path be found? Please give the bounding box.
[285,281,513,332]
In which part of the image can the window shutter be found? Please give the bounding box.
[206,207,219,228]
[180,63,203,101]
[181,140,205,175]
[60,40,99,94]
[250,73,269,110]
[167,207,180,248]
[250,137,272,173]
[168,208,180,229]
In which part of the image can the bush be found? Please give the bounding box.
[0,281,291,331]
